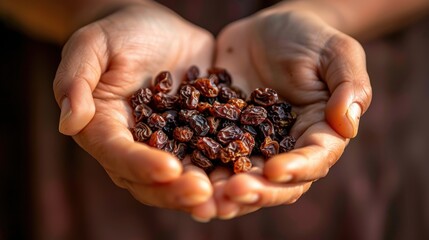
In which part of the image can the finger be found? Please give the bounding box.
[320,35,372,138]
[123,164,212,209]
[213,180,242,220]
[224,173,312,206]
[53,28,107,135]
[190,197,217,223]
[75,116,183,184]
[264,121,347,183]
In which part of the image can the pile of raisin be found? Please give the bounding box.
[128,66,297,174]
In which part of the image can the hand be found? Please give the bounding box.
[210,3,372,218]
[52,2,216,213]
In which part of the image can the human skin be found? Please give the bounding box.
[2,0,428,222]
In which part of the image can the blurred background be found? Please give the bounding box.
[1,0,428,239]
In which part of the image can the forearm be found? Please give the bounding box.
[0,0,149,44]
[267,0,429,41]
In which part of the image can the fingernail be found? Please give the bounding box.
[233,193,259,204]
[180,194,209,206]
[192,215,211,223]
[275,174,293,183]
[346,103,361,137]
[59,97,72,133]
[219,209,239,220]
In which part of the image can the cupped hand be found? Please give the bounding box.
[211,5,372,218]
[53,2,216,213]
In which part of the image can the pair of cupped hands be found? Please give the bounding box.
[53,1,372,222]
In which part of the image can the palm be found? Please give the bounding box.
[211,10,368,216]
[55,3,216,212]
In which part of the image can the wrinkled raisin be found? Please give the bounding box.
[153,71,173,93]
[148,130,168,149]
[234,157,252,173]
[217,124,244,145]
[250,88,278,107]
[193,77,219,97]
[240,105,267,125]
[179,85,200,110]
[189,114,210,136]
[196,137,222,160]
[279,136,296,153]
[173,126,194,142]
[131,122,152,142]
[210,101,241,121]
[191,150,214,173]
[129,88,152,108]
[260,136,279,158]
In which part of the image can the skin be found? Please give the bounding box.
[3,0,429,222]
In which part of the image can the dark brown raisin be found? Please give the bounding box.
[178,109,199,123]
[131,122,152,142]
[148,130,168,149]
[178,85,200,110]
[173,142,188,160]
[206,116,221,135]
[191,150,214,173]
[147,113,166,129]
[173,126,194,142]
[189,114,210,136]
[260,136,279,159]
[240,105,267,125]
[279,136,296,153]
[241,125,258,136]
[133,103,153,122]
[258,119,275,139]
[250,88,278,107]
[218,86,238,102]
[217,124,244,145]
[196,102,212,114]
[184,65,200,84]
[193,77,219,97]
[153,71,173,93]
[210,101,241,121]
[207,67,232,85]
[129,88,152,108]
[161,110,178,136]
[151,92,178,111]
[196,137,222,160]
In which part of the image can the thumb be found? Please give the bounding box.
[322,36,372,138]
[53,29,107,136]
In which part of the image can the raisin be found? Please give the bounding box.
[193,77,219,97]
[260,136,279,159]
[227,98,247,110]
[184,65,200,84]
[258,119,275,139]
[196,137,222,160]
[206,116,220,135]
[178,85,200,110]
[147,113,166,129]
[210,101,241,121]
[152,71,173,93]
[191,150,214,173]
[148,130,168,149]
[218,86,238,102]
[234,156,252,173]
[129,87,152,108]
[178,109,199,123]
[173,142,187,160]
[240,132,255,154]
[217,124,244,145]
[173,126,194,142]
[240,105,267,125]
[207,67,232,85]
[131,122,152,142]
[250,88,278,107]
[151,92,178,111]
[133,103,153,122]
[220,140,250,163]
[189,114,210,136]
[279,136,296,153]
